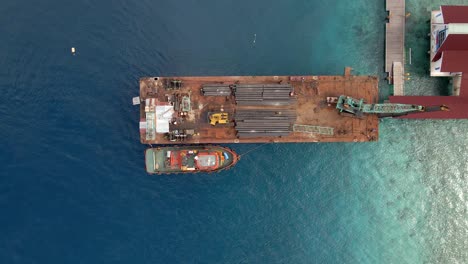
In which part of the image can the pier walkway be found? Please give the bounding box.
[392,62,404,95]
[385,0,405,95]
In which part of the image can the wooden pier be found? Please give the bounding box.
[385,0,405,95]
[392,62,404,95]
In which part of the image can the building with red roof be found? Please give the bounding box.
[389,5,468,119]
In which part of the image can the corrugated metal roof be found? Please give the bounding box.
[155,105,173,133]
[432,34,468,62]
[441,6,468,23]
[440,51,468,72]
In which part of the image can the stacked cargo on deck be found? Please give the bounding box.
[232,84,296,138]
[201,84,232,96]
[234,110,296,138]
[234,84,295,106]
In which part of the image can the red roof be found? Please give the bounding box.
[441,51,468,72]
[400,6,468,119]
[441,6,468,23]
[432,34,468,62]
[460,75,468,97]
[389,96,468,119]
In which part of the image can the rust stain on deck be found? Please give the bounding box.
[139,70,379,144]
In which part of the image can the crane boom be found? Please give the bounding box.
[332,95,449,118]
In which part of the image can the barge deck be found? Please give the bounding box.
[139,68,379,144]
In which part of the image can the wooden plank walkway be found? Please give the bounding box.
[393,62,404,95]
[385,0,405,92]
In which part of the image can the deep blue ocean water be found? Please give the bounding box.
[1,0,467,263]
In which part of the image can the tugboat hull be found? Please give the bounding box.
[145,145,239,174]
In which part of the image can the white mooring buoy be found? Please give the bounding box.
[71,47,76,55]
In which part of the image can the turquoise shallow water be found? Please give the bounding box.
[0,0,467,263]
[347,119,468,263]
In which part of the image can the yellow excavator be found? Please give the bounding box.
[209,112,229,126]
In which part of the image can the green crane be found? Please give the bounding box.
[328,95,449,118]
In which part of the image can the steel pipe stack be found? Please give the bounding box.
[235,110,296,138]
[234,84,295,106]
[201,84,232,96]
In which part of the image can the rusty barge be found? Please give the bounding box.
[138,68,379,144]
